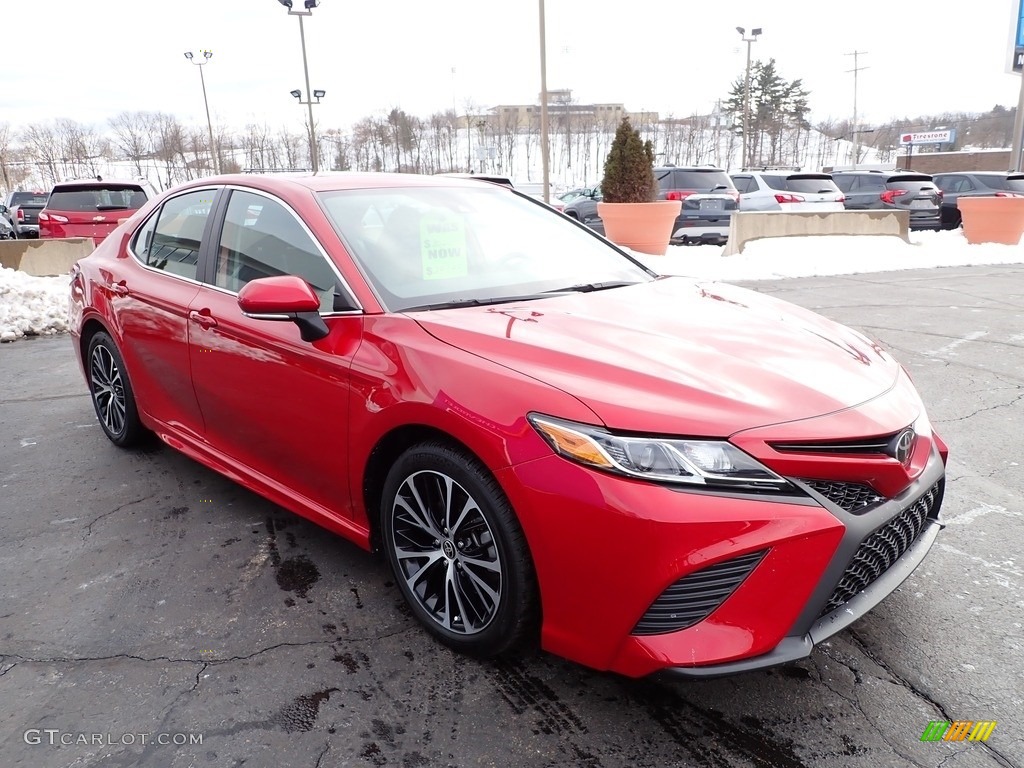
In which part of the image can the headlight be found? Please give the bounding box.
[528,414,789,490]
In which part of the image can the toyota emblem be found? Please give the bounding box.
[891,428,915,465]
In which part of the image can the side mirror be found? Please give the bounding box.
[237,275,329,342]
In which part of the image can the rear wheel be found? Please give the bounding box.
[87,331,146,447]
[380,441,538,657]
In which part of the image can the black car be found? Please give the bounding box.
[831,170,942,231]
[561,166,739,246]
[931,171,1024,230]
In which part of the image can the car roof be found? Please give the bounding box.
[167,171,496,196]
[654,165,726,172]
[434,172,515,187]
[51,178,155,189]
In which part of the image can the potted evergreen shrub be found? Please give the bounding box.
[596,117,681,255]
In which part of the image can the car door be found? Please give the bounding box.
[112,187,219,439]
[186,187,364,522]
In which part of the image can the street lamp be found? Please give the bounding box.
[736,26,761,170]
[538,0,550,203]
[278,0,323,173]
[183,50,218,175]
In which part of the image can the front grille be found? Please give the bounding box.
[820,481,942,617]
[772,435,896,454]
[632,550,766,636]
[803,480,885,513]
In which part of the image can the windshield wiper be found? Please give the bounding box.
[401,292,573,312]
[543,280,640,293]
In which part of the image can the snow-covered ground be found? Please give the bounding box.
[1,229,1020,342]
[0,268,71,342]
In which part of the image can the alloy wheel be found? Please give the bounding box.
[390,469,502,635]
[90,344,126,438]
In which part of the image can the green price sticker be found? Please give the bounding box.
[420,212,468,280]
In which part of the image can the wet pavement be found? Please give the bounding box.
[1,263,1022,768]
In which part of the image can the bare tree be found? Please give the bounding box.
[109,111,152,176]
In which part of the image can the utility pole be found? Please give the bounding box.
[845,50,868,170]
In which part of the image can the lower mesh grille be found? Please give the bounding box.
[632,550,767,636]
[820,481,942,617]
[803,480,885,513]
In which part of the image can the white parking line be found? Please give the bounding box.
[926,330,987,357]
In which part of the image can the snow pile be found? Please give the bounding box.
[0,266,70,342]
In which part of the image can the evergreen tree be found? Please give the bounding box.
[600,117,656,203]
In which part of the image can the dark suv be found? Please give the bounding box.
[654,166,738,245]
[831,170,942,230]
[561,165,738,245]
[931,172,1024,229]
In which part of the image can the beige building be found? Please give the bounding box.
[472,90,658,132]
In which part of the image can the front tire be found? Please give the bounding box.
[381,441,539,657]
[86,331,146,447]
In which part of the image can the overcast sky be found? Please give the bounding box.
[3,0,1022,137]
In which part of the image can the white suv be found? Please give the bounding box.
[730,170,845,213]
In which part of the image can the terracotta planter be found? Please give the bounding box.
[597,200,682,255]
[957,196,1024,245]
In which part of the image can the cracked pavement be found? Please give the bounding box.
[0,264,1021,767]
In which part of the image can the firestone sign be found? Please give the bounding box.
[900,130,955,145]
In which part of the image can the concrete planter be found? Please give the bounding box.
[957,196,1024,245]
[597,200,682,255]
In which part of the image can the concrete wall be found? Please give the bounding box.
[0,238,94,276]
[725,211,911,255]
[824,151,1013,175]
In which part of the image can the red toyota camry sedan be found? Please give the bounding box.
[68,172,948,678]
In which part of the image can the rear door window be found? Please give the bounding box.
[130,190,215,280]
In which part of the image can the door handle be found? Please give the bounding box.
[188,310,218,329]
[109,281,128,297]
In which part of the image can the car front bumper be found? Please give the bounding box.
[497,428,946,678]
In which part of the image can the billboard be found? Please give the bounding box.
[1010,0,1024,73]
[900,130,955,145]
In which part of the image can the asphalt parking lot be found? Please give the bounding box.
[1,263,1022,768]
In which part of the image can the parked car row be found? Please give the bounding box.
[560,164,984,244]
[562,165,740,246]
[2,178,159,246]
[931,171,1024,229]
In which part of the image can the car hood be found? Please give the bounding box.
[412,278,900,436]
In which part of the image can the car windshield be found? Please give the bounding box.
[657,169,733,191]
[48,184,149,212]
[762,175,841,193]
[318,185,654,311]
[978,174,1024,192]
[11,193,48,206]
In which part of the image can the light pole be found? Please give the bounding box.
[278,0,323,173]
[538,0,550,204]
[184,50,218,175]
[736,26,761,170]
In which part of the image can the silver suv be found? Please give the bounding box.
[730,170,845,213]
